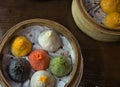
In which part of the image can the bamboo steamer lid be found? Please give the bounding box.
[72,0,120,42]
[0,19,83,87]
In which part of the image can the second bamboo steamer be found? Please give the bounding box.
[72,0,120,42]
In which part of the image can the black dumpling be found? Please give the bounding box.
[8,58,31,82]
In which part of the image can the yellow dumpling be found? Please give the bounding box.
[103,12,120,29]
[11,36,32,57]
[100,0,120,14]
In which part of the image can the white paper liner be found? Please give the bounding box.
[83,0,106,25]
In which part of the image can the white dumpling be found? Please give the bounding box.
[38,30,61,52]
[30,71,55,87]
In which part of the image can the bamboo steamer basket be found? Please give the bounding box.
[0,19,83,87]
[72,0,120,42]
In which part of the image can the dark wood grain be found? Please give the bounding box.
[0,0,120,87]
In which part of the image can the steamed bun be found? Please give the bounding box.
[49,56,71,77]
[11,36,32,57]
[38,30,61,52]
[28,49,50,70]
[8,58,31,82]
[30,70,55,87]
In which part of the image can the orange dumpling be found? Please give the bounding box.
[103,12,120,29]
[100,0,120,14]
[28,49,50,70]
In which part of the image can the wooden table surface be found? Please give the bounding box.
[0,0,120,87]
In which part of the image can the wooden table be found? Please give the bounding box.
[0,0,120,87]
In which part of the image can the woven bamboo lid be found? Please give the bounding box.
[72,0,120,42]
[0,19,83,87]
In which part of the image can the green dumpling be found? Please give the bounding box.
[49,56,71,77]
